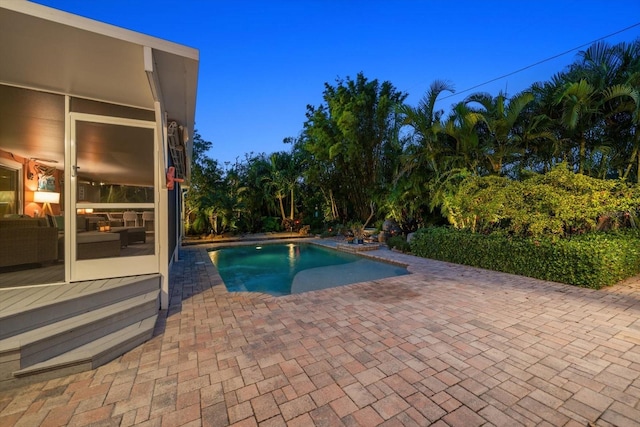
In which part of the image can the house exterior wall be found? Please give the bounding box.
[0,3,197,303]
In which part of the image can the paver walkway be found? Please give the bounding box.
[1,240,640,426]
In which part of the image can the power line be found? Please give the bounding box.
[437,21,640,102]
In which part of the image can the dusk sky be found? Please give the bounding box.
[32,1,640,167]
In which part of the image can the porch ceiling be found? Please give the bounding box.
[0,2,198,183]
[0,7,152,111]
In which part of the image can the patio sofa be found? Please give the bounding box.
[109,226,146,245]
[0,217,58,268]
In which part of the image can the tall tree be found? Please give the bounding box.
[237,153,274,232]
[390,80,454,227]
[398,80,454,178]
[302,72,407,222]
[186,130,225,234]
[555,79,600,175]
[265,151,300,222]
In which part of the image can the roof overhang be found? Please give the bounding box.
[0,1,199,174]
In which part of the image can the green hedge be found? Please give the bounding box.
[387,235,411,253]
[409,227,640,289]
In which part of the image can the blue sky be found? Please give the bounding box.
[33,1,640,167]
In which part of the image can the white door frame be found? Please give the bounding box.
[68,113,159,282]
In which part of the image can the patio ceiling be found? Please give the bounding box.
[0,2,198,185]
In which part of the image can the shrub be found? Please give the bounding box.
[261,216,282,232]
[188,215,208,235]
[387,235,411,253]
[441,163,640,238]
[410,227,640,289]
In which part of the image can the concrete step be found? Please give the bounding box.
[10,315,158,386]
[0,290,159,369]
[0,274,160,340]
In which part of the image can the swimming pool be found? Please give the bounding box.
[209,243,409,296]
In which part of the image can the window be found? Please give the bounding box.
[0,162,20,216]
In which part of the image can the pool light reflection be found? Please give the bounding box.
[288,244,296,269]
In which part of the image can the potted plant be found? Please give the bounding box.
[339,224,354,243]
[350,221,365,244]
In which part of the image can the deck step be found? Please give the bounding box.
[0,290,159,368]
[0,274,161,390]
[13,315,157,381]
[0,274,160,340]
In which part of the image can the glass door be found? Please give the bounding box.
[70,113,158,281]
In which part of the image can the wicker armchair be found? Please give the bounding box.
[0,218,58,268]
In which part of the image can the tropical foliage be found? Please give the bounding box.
[186,39,640,241]
[300,73,407,224]
[441,163,640,238]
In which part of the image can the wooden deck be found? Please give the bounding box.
[0,274,160,318]
[0,263,64,289]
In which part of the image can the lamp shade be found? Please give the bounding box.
[34,191,60,204]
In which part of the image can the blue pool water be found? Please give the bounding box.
[209,243,409,296]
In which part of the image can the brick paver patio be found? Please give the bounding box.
[1,241,640,426]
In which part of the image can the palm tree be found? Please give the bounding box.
[265,151,300,224]
[442,101,485,174]
[555,79,599,174]
[265,153,288,222]
[604,83,640,181]
[464,90,536,175]
[524,80,566,172]
[554,39,640,177]
[240,153,276,231]
[398,80,454,178]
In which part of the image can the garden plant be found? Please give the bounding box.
[186,39,640,287]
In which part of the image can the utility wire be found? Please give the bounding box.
[437,21,640,101]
